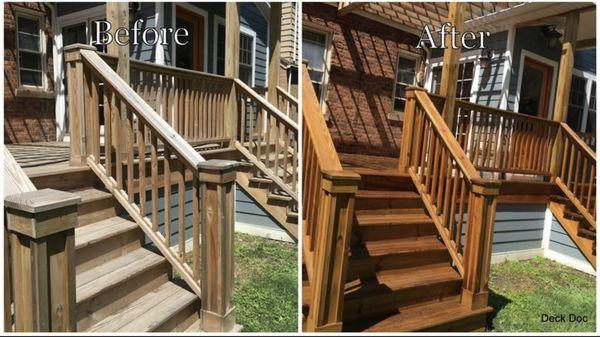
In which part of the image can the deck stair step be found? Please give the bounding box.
[343,265,462,322]
[75,216,143,272]
[73,187,122,226]
[343,299,492,332]
[356,213,434,227]
[76,246,171,331]
[87,281,199,332]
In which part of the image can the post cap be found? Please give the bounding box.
[63,43,98,52]
[5,188,81,214]
[197,159,240,171]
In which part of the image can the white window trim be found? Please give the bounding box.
[55,4,106,140]
[391,50,421,113]
[154,2,165,65]
[426,49,481,104]
[572,68,596,132]
[302,23,333,111]
[239,26,257,87]
[15,9,48,91]
[213,15,225,75]
[172,3,208,72]
[513,49,558,119]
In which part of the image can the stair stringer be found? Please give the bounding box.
[236,170,298,241]
[548,201,596,268]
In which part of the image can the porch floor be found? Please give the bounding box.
[5,141,71,175]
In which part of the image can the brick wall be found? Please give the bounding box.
[4,2,55,144]
[303,3,420,157]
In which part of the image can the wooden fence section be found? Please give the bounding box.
[101,54,232,143]
[302,64,360,332]
[430,94,560,178]
[555,124,596,227]
[67,46,238,331]
[399,87,500,310]
[235,79,299,199]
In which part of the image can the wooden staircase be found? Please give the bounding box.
[28,166,202,332]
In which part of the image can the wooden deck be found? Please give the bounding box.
[5,142,72,175]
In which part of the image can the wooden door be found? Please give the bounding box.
[175,7,204,71]
[518,57,553,118]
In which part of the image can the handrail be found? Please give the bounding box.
[301,63,360,332]
[431,93,561,177]
[399,87,499,310]
[555,123,596,227]
[276,86,299,121]
[576,131,596,149]
[235,78,299,200]
[82,50,206,169]
[67,45,239,331]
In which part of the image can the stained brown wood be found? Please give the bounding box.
[439,2,464,125]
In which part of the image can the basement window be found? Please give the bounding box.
[16,14,44,88]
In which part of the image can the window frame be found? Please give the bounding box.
[391,51,420,114]
[239,26,256,87]
[302,23,332,111]
[425,49,482,104]
[213,16,256,87]
[572,68,597,132]
[15,9,47,91]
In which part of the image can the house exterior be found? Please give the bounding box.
[302,1,596,273]
[4,2,299,143]
[4,2,300,242]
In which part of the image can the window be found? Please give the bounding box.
[431,62,474,100]
[239,33,254,85]
[216,22,225,75]
[586,81,596,132]
[393,56,417,111]
[567,75,587,130]
[302,29,328,103]
[17,15,43,87]
[90,18,109,53]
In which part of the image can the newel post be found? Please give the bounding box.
[64,44,98,166]
[460,181,500,310]
[198,159,240,332]
[398,87,426,173]
[306,170,360,332]
[4,189,80,332]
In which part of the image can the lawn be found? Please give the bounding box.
[488,257,595,332]
[233,233,298,332]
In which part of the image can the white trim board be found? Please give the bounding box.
[513,49,558,119]
[235,221,294,243]
[491,248,544,264]
[543,249,596,275]
[426,49,482,104]
[499,26,516,110]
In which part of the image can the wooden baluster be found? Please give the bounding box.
[456,179,467,253]
[305,171,360,332]
[586,164,594,212]
[104,88,113,177]
[264,112,272,169]
[127,108,134,202]
[292,136,298,193]
[282,126,290,185]
[151,134,159,230]
[461,181,500,310]
[566,142,576,188]
[192,173,200,281]
[248,96,255,154]
[86,70,100,163]
[114,97,123,191]
[199,160,239,332]
[178,161,186,258]
[256,104,263,162]
[239,93,247,145]
[573,150,582,198]
[273,120,281,179]
[164,147,172,246]
[138,122,146,215]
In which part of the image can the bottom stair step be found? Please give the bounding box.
[343,300,492,332]
[87,281,199,332]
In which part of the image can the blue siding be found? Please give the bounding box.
[240,3,268,87]
[548,218,589,262]
[575,49,596,74]
[491,204,546,253]
[139,182,285,247]
[476,31,508,108]
[506,26,562,111]
[130,3,157,62]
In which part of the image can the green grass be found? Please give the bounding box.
[488,257,595,332]
[233,233,297,332]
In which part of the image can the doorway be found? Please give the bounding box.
[175,6,205,71]
[518,56,554,118]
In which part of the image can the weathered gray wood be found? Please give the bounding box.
[3,145,36,197]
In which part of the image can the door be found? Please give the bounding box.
[175,7,204,71]
[518,57,553,118]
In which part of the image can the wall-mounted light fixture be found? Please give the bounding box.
[479,49,494,69]
[542,25,562,49]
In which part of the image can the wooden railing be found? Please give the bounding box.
[429,94,561,178]
[399,87,500,310]
[235,79,299,200]
[66,44,237,331]
[301,64,360,332]
[101,54,232,143]
[277,86,299,122]
[577,131,596,150]
[555,124,596,227]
